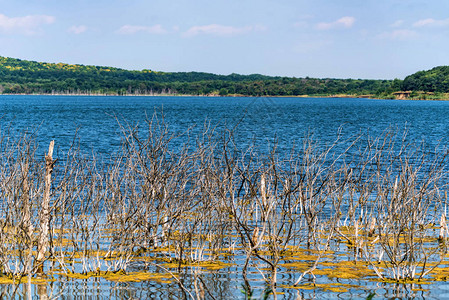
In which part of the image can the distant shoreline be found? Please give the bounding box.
[0,93,449,101]
[2,56,449,101]
[0,93,368,98]
[1,93,448,101]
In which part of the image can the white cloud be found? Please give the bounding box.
[117,24,167,35]
[68,25,88,34]
[183,24,265,37]
[378,29,418,40]
[0,14,55,35]
[391,20,404,28]
[413,18,449,28]
[316,16,355,30]
[293,21,309,29]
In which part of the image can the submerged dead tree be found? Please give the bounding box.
[35,141,55,275]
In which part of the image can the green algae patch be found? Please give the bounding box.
[283,253,320,261]
[281,247,334,260]
[283,259,376,279]
[103,271,175,283]
[281,282,357,293]
[162,259,234,270]
[0,275,56,285]
[281,261,310,271]
[317,260,377,279]
[58,270,176,283]
[323,266,375,279]
[369,277,433,285]
[274,291,285,295]
[58,271,100,280]
[427,266,449,281]
[191,260,234,270]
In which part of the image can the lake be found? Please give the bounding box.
[1,95,449,299]
[2,95,449,155]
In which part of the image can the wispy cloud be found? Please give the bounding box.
[293,15,313,29]
[183,24,266,37]
[413,18,449,28]
[316,16,355,30]
[293,21,309,29]
[378,29,418,40]
[116,24,167,35]
[68,25,88,34]
[0,14,55,35]
[391,20,404,28]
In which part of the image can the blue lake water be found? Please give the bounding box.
[1,95,448,156]
[1,95,449,299]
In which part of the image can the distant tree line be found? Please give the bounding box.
[401,66,449,93]
[1,56,447,97]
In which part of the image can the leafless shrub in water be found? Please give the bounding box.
[1,114,449,298]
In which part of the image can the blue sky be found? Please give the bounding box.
[0,0,448,79]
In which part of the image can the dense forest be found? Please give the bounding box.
[0,56,447,98]
[402,66,449,92]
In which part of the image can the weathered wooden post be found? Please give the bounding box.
[35,141,55,276]
[439,214,447,241]
[368,217,376,237]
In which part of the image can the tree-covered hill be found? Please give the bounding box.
[0,56,399,96]
[402,66,449,93]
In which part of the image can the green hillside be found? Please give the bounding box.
[0,56,397,97]
[402,66,449,93]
